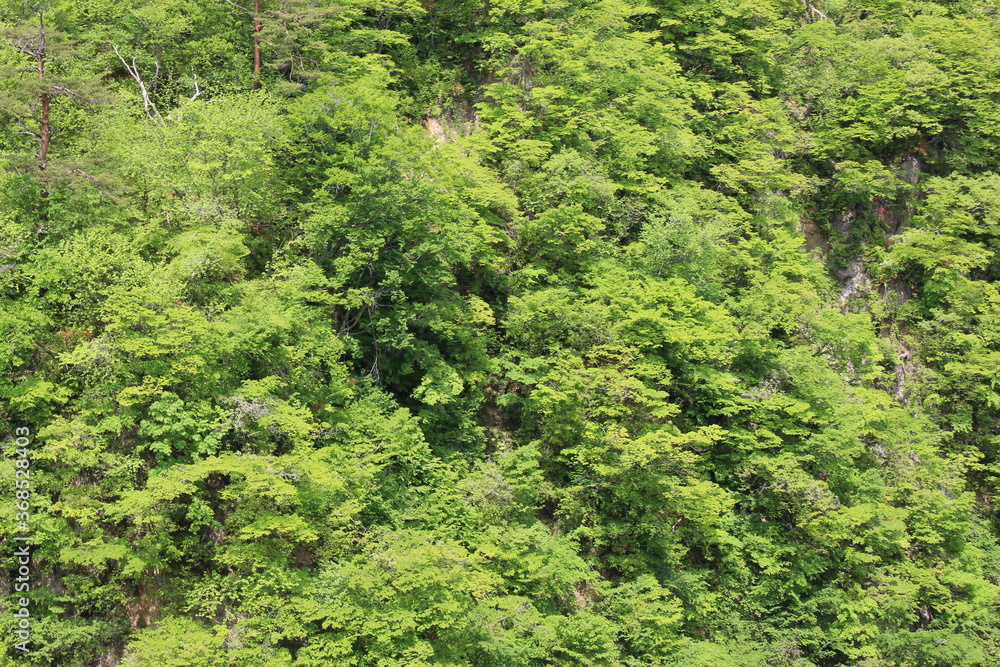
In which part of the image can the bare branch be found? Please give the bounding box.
[190,67,204,101]
[224,0,251,14]
[50,85,98,104]
[112,44,164,124]
[806,2,828,20]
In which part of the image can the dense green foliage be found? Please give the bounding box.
[3,0,1000,664]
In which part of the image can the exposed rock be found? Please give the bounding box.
[892,337,915,404]
[799,217,830,258]
[425,117,450,143]
[423,104,480,144]
[835,256,871,307]
[833,207,855,236]
[893,154,921,185]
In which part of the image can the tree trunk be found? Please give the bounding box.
[36,12,49,170]
[252,0,262,90]
[39,92,50,168]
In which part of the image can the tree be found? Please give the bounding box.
[0,0,103,174]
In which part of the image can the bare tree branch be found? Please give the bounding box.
[190,67,203,101]
[224,0,251,14]
[805,1,829,21]
[112,44,164,124]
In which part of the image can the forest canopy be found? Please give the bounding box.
[3,0,1000,665]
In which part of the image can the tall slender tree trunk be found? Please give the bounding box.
[39,90,50,168]
[36,11,49,169]
[251,0,262,90]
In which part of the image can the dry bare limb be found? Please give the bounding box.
[112,44,164,124]
[190,68,204,101]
